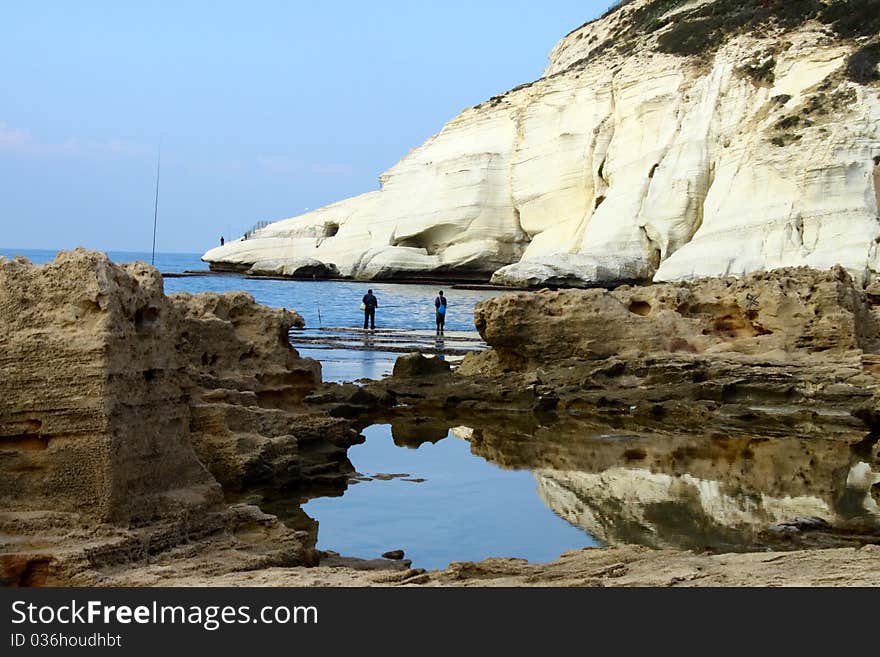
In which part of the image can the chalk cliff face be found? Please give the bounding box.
[203,0,880,287]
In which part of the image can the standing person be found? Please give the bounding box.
[220,235,225,246]
[362,289,378,330]
[434,290,447,335]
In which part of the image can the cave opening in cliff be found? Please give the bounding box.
[323,222,340,238]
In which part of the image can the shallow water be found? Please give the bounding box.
[298,424,599,570]
[292,327,487,382]
[262,417,880,570]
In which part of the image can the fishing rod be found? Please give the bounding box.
[150,142,161,266]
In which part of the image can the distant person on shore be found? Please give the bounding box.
[220,235,225,246]
[362,289,378,330]
[434,290,447,335]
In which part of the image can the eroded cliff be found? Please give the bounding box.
[203,0,880,288]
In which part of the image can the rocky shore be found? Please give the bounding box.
[3,250,880,586]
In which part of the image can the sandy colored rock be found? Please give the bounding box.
[0,250,222,526]
[92,544,880,588]
[392,353,452,378]
[0,250,356,584]
[473,265,878,365]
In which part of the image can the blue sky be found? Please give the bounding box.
[1,1,613,254]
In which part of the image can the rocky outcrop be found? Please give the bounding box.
[170,291,356,493]
[0,250,223,527]
[472,265,880,365]
[203,0,880,287]
[391,353,452,378]
[0,250,356,584]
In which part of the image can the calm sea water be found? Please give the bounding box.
[300,424,597,569]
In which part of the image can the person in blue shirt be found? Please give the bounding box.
[434,290,447,335]
[362,289,378,330]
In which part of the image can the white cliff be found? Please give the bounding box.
[203,0,880,287]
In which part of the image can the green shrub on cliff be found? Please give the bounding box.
[845,43,880,84]
[819,0,880,38]
[615,0,880,58]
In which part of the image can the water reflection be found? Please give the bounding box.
[256,418,880,566]
[390,417,450,448]
[434,336,447,362]
[273,423,595,570]
[464,420,880,551]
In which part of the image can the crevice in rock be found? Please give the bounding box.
[689,160,716,245]
[873,158,880,219]
[794,214,805,248]
[639,226,663,270]
[2,419,46,450]
[134,306,159,328]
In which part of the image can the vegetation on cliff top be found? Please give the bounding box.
[593,0,880,83]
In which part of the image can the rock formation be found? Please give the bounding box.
[202,0,880,287]
[424,266,880,440]
[0,250,356,585]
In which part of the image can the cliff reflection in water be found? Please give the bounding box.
[458,418,880,552]
[259,415,880,566]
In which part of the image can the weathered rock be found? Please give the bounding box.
[392,353,452,378]
[0,250,222,526]
[382,550,405,560]
[0,250,356,584]
[170,291,358,493]
[473,266,878,366]
[203,1,880,287]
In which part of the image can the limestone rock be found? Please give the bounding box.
[392,353,452,378]
[0,249,223,526]
[0,250,356,583]
[203,1,880,287]
[474,266,878,366]
[375,266,880,441]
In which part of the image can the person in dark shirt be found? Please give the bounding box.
[362,289,378,330]
[434,290,447,335]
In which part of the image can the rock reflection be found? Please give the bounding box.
[257,413,880,559]
[461,419,880,551]
[390,417,450,448]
